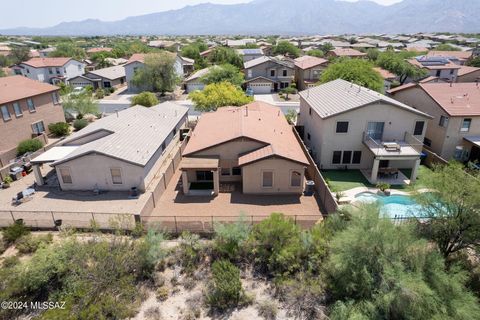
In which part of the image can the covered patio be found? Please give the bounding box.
[30,146,78,186]
[180,157,220,196]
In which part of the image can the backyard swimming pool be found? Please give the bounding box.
[354,192,424,218]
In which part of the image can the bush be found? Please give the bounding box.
[156,286,169,301]
[2,220,30,245]
[94,88,105,99]
[213,215,251,260]
[2,256,20,268]
[257,300,278,320]
[178,232,203,274]
[207,260,243,310]
[17,139,43,156]
[48,122,70,137]
[131,92,159,107]
[109,87,115,93]
[73,118,88,131]
[16,234,53,254]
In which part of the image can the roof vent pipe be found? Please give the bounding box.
[116,110,119,117]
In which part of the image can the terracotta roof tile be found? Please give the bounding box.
[328,48,366,57]
[0,75,59,105]
[21,57,72,68]
[294,56,328,70]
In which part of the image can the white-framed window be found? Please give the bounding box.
[52,92,60,105]
[336,121,349,133]
[48,68,53,75]
[290,171,301,187]
[439,115,449,127]
[414,121,425,136]
[1,105,11,121]
[247,69,252,78]
[460,118,472,132]
[110,168,123,185]
[27,98,35,112]
[59,167,72,184]
[31,121,45,134]
[13,102,22,117]
[262,171,274,188]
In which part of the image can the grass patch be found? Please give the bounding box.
[321,170,372,192]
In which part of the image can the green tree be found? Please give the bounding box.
[131,52,179,95]
[207,260,244,310]
[49,43,86,60]
[131,92,159,107]
[327,206,480,320]
[209,47,243,68]
[189,82,252,112]
[17,139,43,155]
[63,95,99,119]
[213,215,251,261]
[376,51,428,84]
[0,68,5,77]
[200,64,244,87]
[415,162,480,260]
[467,56,480,68]
[10,46,31,64]
[306,49,324,58]
[320,58,384,92]
[366,48,380,61]
[435,43,461,51]
[272,41,300,58]
[319,42,334,53]
[281,84,297,100]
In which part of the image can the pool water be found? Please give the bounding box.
[354,192,424,218]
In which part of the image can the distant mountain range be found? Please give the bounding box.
[1,0,480,36]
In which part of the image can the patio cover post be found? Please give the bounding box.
[410,159,421,183]
[371,158,380,184]
[33,164,44,186]
[181,170,189,195]
[213,169,220,195]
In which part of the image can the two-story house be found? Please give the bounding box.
[298,79,432,184]
[15,57,85,85]
[0,76,65,167]
[294,56,328,91]
[407,56,460,82]
[236,48,264,62]
[243,56,295,94]
[124,53,194,93]
[388,82,480,163]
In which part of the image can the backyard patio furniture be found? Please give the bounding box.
[11,188,35,205]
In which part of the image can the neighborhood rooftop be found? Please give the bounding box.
[21,57,73,68]
[294,56,328,70]
[0,75,59,105]
[86,65,126,80]
[53,102,189,167]
[299,78,431,119]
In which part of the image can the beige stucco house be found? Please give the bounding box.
[180,101,309,196]
[388,82,480,162]
[294,56,329,91]
[298,79,432,184]
[32,102,189,192]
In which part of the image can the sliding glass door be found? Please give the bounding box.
[366,122,384,140]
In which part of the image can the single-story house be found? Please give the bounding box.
[69,65,126,89]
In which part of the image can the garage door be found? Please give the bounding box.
[186,83,205,93]
[248,83,272,94]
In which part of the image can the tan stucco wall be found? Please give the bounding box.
[457,70,480,83]
[56,154,145,192]
[299,97,429,169]
[242,157,305,194]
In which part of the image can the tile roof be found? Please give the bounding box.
[0,75,59,105]
[300,79,431,119]
[373,67,396,80]
[21,57,73,68]
[86,65,126,80]
[294,56,328,70]
[243,56,294,70]
[328,48,366,57]
[54,102,189,167]
[418,82,480,117]
[126,53,146,65]
[183,101,309,166]
[457,65,480,77]
[86,47,113,54]
[427,51,473,61]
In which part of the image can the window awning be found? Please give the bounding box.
[180,157,219,170]
[464,136,480,148]
[31,146,78,164]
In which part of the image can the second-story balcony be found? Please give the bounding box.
[362,131,424,158]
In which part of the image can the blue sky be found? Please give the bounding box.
[1,0,402,29]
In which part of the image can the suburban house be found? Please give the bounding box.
[124,53,194,93]
[236,48,264,62]
[407,56,460,82]
[426,51,473,65]
[373,67,398,91]
[294,56,329,91]
[0,76,64,166]
[456,65,480,83]
[14,57,85,85]
[69,65,126,90]
[38,47,55,58]
[243,56,295,94]
[31,102,189,192]
[326,48,367,59]
[388,82,480,162]
[183,67,217,93]
[224,39,256,47]
[297,79,432,184]
[180,101,309,196]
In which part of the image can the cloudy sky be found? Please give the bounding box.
[0,0,403,29]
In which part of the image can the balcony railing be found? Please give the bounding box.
[362,131,424,157]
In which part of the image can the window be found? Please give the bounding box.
[436,70,441,77]
[13,102,22,117]
[103,81,111,88]
[461,118,472,132]
[247,69,252,78]
[56,68,60,74]
[309,107,312,116]
[63,68,66,73]
[27,98,35,112]
[414,121,425,135]
[342,151,352,164]
[196,170,213,181]
[450,69,454,75]
[290,171,301,187]
[48,68,53,74]
[232,167,242,176]
[26,68,30,74]
[366,122,384,140]
[110,168,123,184]
[221,168,230,176]
[282,69,287,77]
[59,167,72,184]
[31,121,45,134]
[1,105,11,121]
[336,121,349,133]
[270,69,275,77]
[78,64,82,71]
[52,92,60,105]
[352,151,362,164]
[262,171,273,188]
[439,115,449,127]
[307,133,311,140]
[332,151,342,164]
[424,137,432,147]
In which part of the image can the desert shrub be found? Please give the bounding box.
[0,240,6,255]
[73,118,88,131]
[109,87,115,93]
[16,233,53,254]
[131,91,159,107]
[94,88,104,99]
[257,300,278,320]
[178,232,203,274]
[156,286,169,301]
[2,221,30,245]
[2,256,20,269]
[144,306,162,320]
[207,260,244,310]
[183,277,196,290]
[213,215,251,260]
[17,139,43,156]
[185,292,203,318]
[48,122,70,137]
